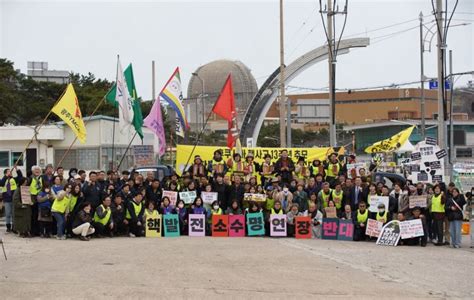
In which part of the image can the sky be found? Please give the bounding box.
[1,0,473,101]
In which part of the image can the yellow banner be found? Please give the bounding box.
[364,126,414,154]
[51,84,87,143]
[175,145,344,175]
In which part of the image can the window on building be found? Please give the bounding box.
[456,148,472,158]
[11,152,24,166]
[453,130,466,145]
[0,151,9,167]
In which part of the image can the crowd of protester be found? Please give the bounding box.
[1,149,472,247]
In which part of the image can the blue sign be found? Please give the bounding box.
[429,80,451,90]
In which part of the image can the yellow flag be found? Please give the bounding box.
[51,84,87,143]
[364,126,415,154]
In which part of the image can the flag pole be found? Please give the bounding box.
[55,97,106,169]
[12,85,69,170]
[112,55,120,171]
[117,131,138,171]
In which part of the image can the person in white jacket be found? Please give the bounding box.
[304,202,323,238]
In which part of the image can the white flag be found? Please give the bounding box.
[116,58,134,133]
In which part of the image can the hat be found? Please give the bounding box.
[377,203,386,209]
[246,152,254,158]
[194,155,201,160]
[266,186,273,191]
[74,174,81,180]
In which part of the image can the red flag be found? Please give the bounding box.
[212,75,235,122]
[212,75,239,149]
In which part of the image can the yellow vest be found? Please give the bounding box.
[326,162,340,178]
[321,190,332,208]
[357,209,369,224]
[126,201,143,220]
[94,204,112,225]
[266,198,275,211]
[211,208,223,216]
[431,194,445,213]
[68,195,78,212]
[30,176,43,196]
[52,196,70,214]
[331,190,344,209]
[212,160,225,174]
[5,178,18,192]
[271,208,284,215]
[145,209,159,220]
[376,211,388,223]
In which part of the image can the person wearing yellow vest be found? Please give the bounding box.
[317,182,332,210]
[51,189,70,240]
[1,168,23,233]
[227,153,245,180]
[354,201,369,241]
[208,150,227,178]
[30,165,44,236]
[430,185,446,246]
[244,152,260,183]
[374,203,390,225]
[259,154,275,187]
[92,196,114,237]
[270,200,284,215]
[324,153,342,188]
[295,157,310,180]
[331,183,344,211]
[125,192,145,237]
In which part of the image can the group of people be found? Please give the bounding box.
[1,149,472,247]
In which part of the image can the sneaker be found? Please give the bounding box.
[60,236,66,240]
[79,236,89,241]
[129,233,136,238]
[56,236,62,240]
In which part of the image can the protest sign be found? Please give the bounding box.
[407,141,445,184]
[212,215,229,237]
[324,207,338,218]
[400,219,424,239]
[133,145,155,167]
[368,196,389,213]
[201,192,218,204]
[162,191,178,206]
[228,215,245,237]
[435,149,447,159]
[347,162,368,179]
[432,175,443,183]
[376,220,401,246]
[409,195,427,208]
[425,136,437,145]
[429,161,441,169]
[246,212,265,236]
[322,218,339,240]
[188,214,205,237]
[337,219,354,241]
[20,186,32,205]
[366,219,383,237]
[410,152,421,161]
[163,214,180,237]
[243,193,266,203]
[295,216,312,239]
[145,214,162,238]
[270,214,287,237]
[179,191,197,204]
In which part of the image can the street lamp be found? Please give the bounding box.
[192,72,205,132]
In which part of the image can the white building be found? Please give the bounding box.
[0,115,155,175]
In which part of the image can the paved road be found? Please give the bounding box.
[0,234,472,299]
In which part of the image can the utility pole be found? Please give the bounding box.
[449,50,454,165]
[279,0,287,148]
[419,12,426,139]
[435,0,447,165]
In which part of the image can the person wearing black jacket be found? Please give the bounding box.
[72,202,95,241]
[446,188,466,248]
[125,192,145,237]
[146,179,162,207]
[347,177,364,211]
[212,174,228,210]
[228,176,245,209]
[82,171,103,209]
[111,194,127,236]
[274,150,295,184]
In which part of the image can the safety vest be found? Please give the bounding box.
[326,162,340,178]
[271,208,284,215]
[94,204,112,225]
[262,163,274,177]
[52,196,70,214]
[296,165,309,179]
[4,178,18,192]
[211,208,223,215]
[376,211,388,223]
[431,194,445,213]
[266,198,275,211]
[212,160,225,174]
[145,209,159,220]
[321,190,332,208]
[231,160,244,173]
[126,201,143,220]
[356,209,369,224]
[30,176,43,196]
[245,162,258,176]
[68,195,78,212]
[331,190,344,209]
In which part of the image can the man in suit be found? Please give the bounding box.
[347,177,364,211]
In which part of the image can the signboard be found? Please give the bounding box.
[366,219,383,238]
[432,175,443,183]
[163,214,180,237]
[270,214,287,237]
[201,192,218,204]
[212,215,229,237]
[179,191,197,204]
[435,149,447,159]
[228,215,245,237]
[429,161,441,169]
[347,162,368,179]
[368,196,389,213]
[376,220,401,246]
[410,152,421,161]
[399,219,424,239]
[246,212,265,236]
[322,218,339,240]
[428,80,450,90]
[295,216,312,239]
[188,214,205,237]
[162,190,178,206]
[243,193,266,203]
[406,141,445,184]
[20,186,32,205]
[337,219,354,241]
[324,207,337,218]
[145,214,162,238]
[409,195,427,208]
[425,136,437,145]
[133,145,155,167]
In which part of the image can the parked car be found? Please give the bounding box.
[372,172,407,188]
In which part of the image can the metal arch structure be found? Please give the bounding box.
[240,37,370,145]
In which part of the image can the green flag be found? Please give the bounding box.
[105,63,144,139]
